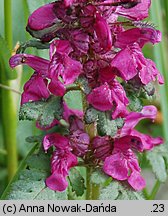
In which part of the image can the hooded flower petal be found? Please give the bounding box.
[87,83,113,111]
[94,13,112,52]
[115,27,161,49]
[121,105,157,136]
[97,0,140,8]
[130,130,164,151]
[21,73,50,105]
[49,40,73,59]
[69,130,90,157]
[26,2,63,41]
[9,54,49,76]
[111,43,164,84]
[49,53,83,90]
[115,0,151,21]
[43,133,69,152]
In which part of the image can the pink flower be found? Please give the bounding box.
[87,81,129,119]
[103,136,146,191]
[26,2,63,41]
[93,13,113,52]
[69,117,90,157]
[111,43,164,84]
[43,133,78,191]
[9,54,49,76]
[48,48,83,96]
[92,136,113,161]
[120,106,164,150]
[21,73,50,105]
[115,0,151,21]
[115,27,161,49]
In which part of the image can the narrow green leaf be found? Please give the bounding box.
[69,168,85,197]
[19,96,62,127]
[0,35,17,80]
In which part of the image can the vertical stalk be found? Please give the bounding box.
[2,0,18,181]
[82,93,100,199]
[150,1,168,141]
[149,1,168,198]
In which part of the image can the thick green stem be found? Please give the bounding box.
[2,0,18,181]
[82,93,100,199]
[86,167,93,200]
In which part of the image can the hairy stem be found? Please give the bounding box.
[82,93,100,200]
[2,0,18,181]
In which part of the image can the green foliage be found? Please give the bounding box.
[84,107,99,124]
[99,181,144,200]
[97,111,118,136]
[91,169,110,186]
[69,168,85,197]
[1,145,67,200]
[64,90,83,110]
[19,96,62,127]
[0,35,17,80]
[146,145,168,182]
[128,95,143,112]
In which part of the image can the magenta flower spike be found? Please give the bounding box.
[11,0,165,195]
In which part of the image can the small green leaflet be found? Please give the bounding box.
[146,144,168,182]
[19,96,62,127]
[99,181,144,200]
[69,168,85,197]
[97,111,118,137]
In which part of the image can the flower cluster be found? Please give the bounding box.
[10,0,164,192]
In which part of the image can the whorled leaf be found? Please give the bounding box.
[19,96,62,127]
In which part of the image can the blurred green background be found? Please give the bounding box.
[0,0,168,199]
